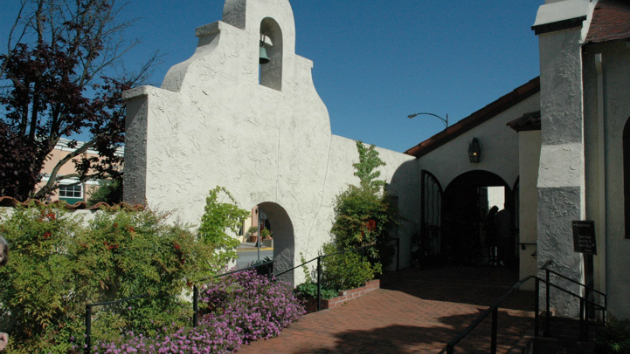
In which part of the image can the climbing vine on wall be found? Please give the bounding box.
[198,186,250,271]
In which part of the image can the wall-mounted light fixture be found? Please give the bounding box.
[468,137,481,163]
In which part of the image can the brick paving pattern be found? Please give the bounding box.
[237,266,536,354]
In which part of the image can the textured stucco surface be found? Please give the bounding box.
[582,40,630,319]
[519,131,541,289]
[416,93,539,191]
[122,0,418,285]
[537,25,586,317]
[539,30,585,146]
[537,187,583,316]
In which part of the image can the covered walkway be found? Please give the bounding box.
[238,266,535,353]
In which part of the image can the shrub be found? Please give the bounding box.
[87,179,123,206]
[295,282,338,300]
[320,242,380,292]
[0,205,216,353]
[596,316,630,354]
[200,269,305,344]
[330,141,398,271]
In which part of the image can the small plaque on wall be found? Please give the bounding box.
[572,220,597,255]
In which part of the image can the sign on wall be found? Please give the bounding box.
[572,220,597,255]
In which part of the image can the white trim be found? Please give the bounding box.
[58,183,84,199]
[56,138,124,157]
[533,0,589,28]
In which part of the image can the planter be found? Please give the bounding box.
[299,279,380,313]
[263,239,273,248]
[249,235,258,243]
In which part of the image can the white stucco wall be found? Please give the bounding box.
[519,130,541,289]
[583,40,630,319]
[416,93,539,191]
[536,8,588,316]
[123,0,418,284]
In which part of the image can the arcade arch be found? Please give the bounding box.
[443,170,515,266]
[252,202,295,284]
[420,170,519,269]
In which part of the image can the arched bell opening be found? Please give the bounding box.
[259,17,283,91]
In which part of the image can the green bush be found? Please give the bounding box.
[294,253,337,300]
[87,179,123,206]
[0,205,216,353]
[295,282,338,300]
[320,242,380,292]
[330,141,398,271]
[596,316,630,354]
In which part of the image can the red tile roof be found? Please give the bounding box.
[0,196,144,211]
[586,0,630,43]
[404,77,540,158]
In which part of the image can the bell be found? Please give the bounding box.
[259,47,270,64]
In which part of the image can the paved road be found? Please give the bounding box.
[236,248,273,269]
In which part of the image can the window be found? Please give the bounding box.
[59,184,83,199]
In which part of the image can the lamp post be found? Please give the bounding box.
[407,112,449,129]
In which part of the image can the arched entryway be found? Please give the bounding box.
[257,202,295,284]
[442,170,517,267]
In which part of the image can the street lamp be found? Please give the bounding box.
[407,112,449,129]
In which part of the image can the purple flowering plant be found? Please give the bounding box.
[92,269,305,353]
[199,269,305,344]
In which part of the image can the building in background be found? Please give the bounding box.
[37,138,124,204]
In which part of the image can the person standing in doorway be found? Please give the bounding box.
[0,236,9,352]
[495,205,512,267]
[484,206,499,266]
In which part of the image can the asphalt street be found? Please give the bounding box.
[236,248,273,269]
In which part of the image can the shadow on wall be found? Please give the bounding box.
[257,201,294,285]
[387,159,422,270]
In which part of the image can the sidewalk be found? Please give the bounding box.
[237,242,273,252]
[237,266,535,354]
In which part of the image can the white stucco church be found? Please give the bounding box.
[123,0,630,320]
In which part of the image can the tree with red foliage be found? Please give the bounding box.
[0,0,157,201]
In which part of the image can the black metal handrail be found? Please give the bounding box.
[83,240,400,353]
[84,260,275,354]
[192,260,275,327]
[541,263,606,298]
[84,293,149,354]
[276,244,378,311]
[446,261,607,354]
[446,276,537,354]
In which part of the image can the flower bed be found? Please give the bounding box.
[301,279,380,313]
[93,270,305,353]
[322,279,380,309]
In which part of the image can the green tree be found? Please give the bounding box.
[0,0,158,201]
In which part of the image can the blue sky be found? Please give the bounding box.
[1,0,542,153]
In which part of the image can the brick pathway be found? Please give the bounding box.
[237,266,536,354]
